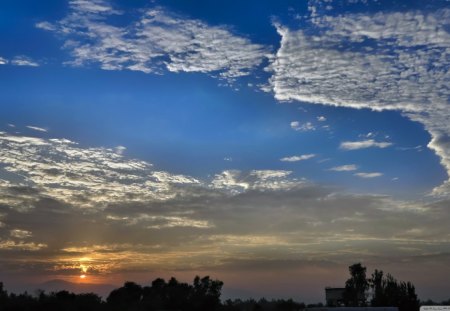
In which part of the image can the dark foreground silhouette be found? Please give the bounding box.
[1,265,449,311]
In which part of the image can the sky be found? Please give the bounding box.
[0,0,450,303]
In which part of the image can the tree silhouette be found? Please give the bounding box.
[342,263,420,311]
[107,281,142,311]
[370,270,420,311]
[191,276,224,311]
[0,271,428,311]
[342,262,369,306]
[0,283,7,306]
[104,275,223,311]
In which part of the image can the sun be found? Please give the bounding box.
[79,262,89,280]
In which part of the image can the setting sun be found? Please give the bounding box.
[80,274,86,279]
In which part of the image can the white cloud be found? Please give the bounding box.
[107,214,213,229]
[211,169,304,193]
[37,1,269,82]
[35,21,56,31]
[291,121,315,131]
[70,0,122,15]
[250,170,291,179]
[145,216,212,229]
[211,170,250,193]
[0,135,48,146]
[114,145,126,155]
[10,229,33,239]
[0,132,200,209]
[0,57,7,65]
[280,154,316,162]
[267,6,450,195]
[269,9,450,111]
[329,164,358,171]
[0,240,46,251]
[290,121,300,129]
[11,56,39,67]
[340,139,392,150]
[26,125,48,133]
[354,172,383,178]
[317,116,326,122]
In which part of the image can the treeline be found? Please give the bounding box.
[1,267,449,311]
[340,263,449,311]
[0,276,314,311]
[342,263,420,310]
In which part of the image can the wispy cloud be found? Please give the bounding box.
[114,145,126,155]
[0,57,7,65]
[36,0,270,82]
[267,4,450,195]
[340,139,392,150]
[35,21,56,31]
[354,172,383,178]
[70,0,122,14]
[10,229,33,239]
[0,240,47,251]
[26,125,48,133]
[11,56,39,67]
[210,169,302,193]
[329,164,358,172]
[0,132,199,209]
[280,154,316,162]
[290,121,315,132]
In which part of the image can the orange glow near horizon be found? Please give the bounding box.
[80,274,86,279]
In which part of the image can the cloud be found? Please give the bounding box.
[280,154,316,162]
[397,145,423,152]
[329,164,358,172]
[1,131,450,299]
[354,172,383,178]
[0,240,47,251]
[37,0,270,82]
[317,116,326,122]
[26,126,48,133]
[290,121,315,131]
[340,139,392,150]
[210,169,302,193]
[11,56,39,67]
[0,56,40,67]
[35,21,56,31]
[114,145,126,155]
[267,4,450,195]
[0,132,200,209]
[69,0,122,15]
[10,229,33,239]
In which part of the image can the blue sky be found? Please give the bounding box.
[0,0,450,303]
